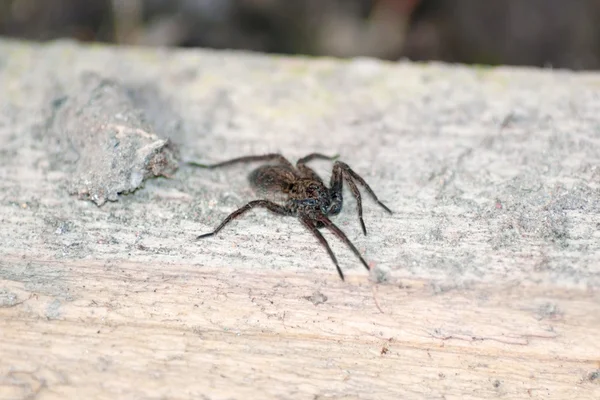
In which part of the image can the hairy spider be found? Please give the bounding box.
[188,153,392,281]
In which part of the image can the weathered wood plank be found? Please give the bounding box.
[2,259,599,399]
[0,38,599,399]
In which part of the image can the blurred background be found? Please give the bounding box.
[2,0,600,70]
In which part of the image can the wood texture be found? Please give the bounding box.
[2,258,599,399]
[0,38,599,399]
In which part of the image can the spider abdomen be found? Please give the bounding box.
[248,165,297,194]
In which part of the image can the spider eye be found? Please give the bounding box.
[306,184,321,197]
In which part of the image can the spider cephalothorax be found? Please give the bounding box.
[189,153,392,280]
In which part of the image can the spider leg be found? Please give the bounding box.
[187,153,294,169]
[331,161,393,235]
[317,215,370,272]
[196,200,291,239]
[329,161,367,234]
[345,175,367,235]
[295,153,339,181]
[336,161,392,214]
[299,216,345,281]
[297,153,340,165]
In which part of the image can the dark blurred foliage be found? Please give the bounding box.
[0,0,114,42]
[404,0,600,70]
[1,0,600,70]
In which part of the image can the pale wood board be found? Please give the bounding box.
[2,258,600,399]
[0,39,599,399]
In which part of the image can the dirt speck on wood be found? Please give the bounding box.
[304,290,328,305]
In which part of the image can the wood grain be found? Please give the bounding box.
[1,38,599,399]
[2,257,599,399]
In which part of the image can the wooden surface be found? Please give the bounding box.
[1,38,599,399]
[2,259,600,399]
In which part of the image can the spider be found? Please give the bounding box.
[188,153,392,281]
